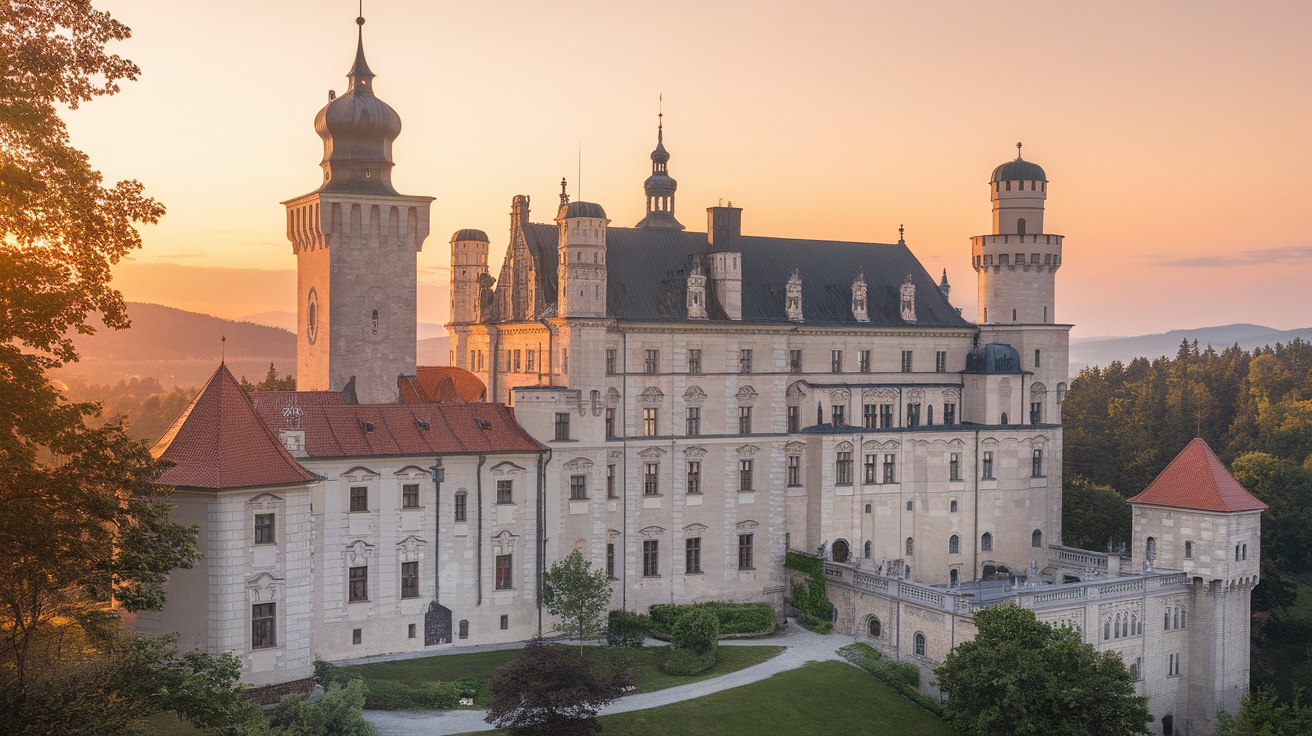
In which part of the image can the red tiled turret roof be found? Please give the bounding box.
[1127,438,1267,513]
[151,364,319,489]
[400,366,488,404]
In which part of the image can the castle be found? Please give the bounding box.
[140,14,1262,734]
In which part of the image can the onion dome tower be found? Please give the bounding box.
[282,13,434,404]
[635,104,684,230]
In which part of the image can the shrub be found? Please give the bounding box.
[786,551,832,634]
[661,647,717,676]
[837,643,942,717]
[314,659,351,688]
[607,609,651,647]
[269,679,376,736]
[362,676,488,710]
[648,601,776,638]
[671,609,720,655]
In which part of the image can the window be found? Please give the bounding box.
[643,408,658,437]
[858,350,871,373]
[644,349,659,374]
[349,566,368,602]
[739,348,753,374]
[643,540,659,576]
[349,486,367,512]
[943,403,956,425]
[950,569,959,587]
[527,349,536,373]
[864,540,872,558]
[906,500,914,511]
[949,535,960,554]
[554,412,570,440]
[687,349,702,374]
[606,465,617,498]
[831,404,844,426]
[831,350,843,373]
[252,603,275,648]
[500,614,509,630]
[836,451,853,485]
[739,459,754,491]
[739,406,752,434]
[787,406,800,433]
[883,454,897,484]
[1184,541,1193,559]
[1001,411,1009,425]
[982,451,994,479]
[738,534,754,569]
[906,537,914,555]
[935,350,947,373]
[950,499,958,512]
[685,538,702,574]
[254,513,275,544]
[495,554,513,589]
[605,408,615,438]
[787,456,801,487]
[914,633,926,656]
[570,474,587,500]
[1032,529,1043,548]
[863,404,877,429]
[880,404,893,428]
[686,462,701,494]
[906,403,920,428]
[352,628,362,645]
[1034,349,1041,368]
[605,348,616,374]
[409,623,417,639]
[401,561,419,598]
[644,463,660,495]
[1167,653,1181,677]
[513,349,522,372]
[454,491,467,522]
[981,532,993,552]
[1030,402,1042,425]
[497,480,513,504]
[868,617,881,637]
[864,454,878,484]
[789,350,803,374]
[1032,449,1044,477]
[949,453,961,481]
[607,543,616,578]
[901,350,913,373]
[402,483,419,509]
[685,407,701,436]
[562,348,569,372]
[458,620,468,639]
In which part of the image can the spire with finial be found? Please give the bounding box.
[348,5,375,93]
[898,224,905,244]
[1016,141,1023,159]
[559,177,569,206]
[635,94,683,230]
[939,268,951,300]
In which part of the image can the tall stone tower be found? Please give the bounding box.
[282,15,433,404]
[448,228,490,367]
[555,183,610,320]
[635,109,684,230]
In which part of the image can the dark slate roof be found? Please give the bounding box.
[990,157,1047,183]
[964,343,1028,374]
[565,201,607,219]
[451,228,489,242]
[522,224,969,327]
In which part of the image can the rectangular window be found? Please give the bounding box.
[644,463,660,495]
[935,350,947,373]
[495,554,513,589]
[864,454,878,484]
[348,566,368,602]
[526,350,535,373]
[643,540,659,577]
[645,349,659,374]
[901,350,913,373]
[789,349,803,374]
[836,451,853,485]
[787,456,801,487]
[252,603,275,648]
[687,349,701,375]
[402,484,420,509]
[943,403,956,426]
[883,454,897,484]
[686,462,701,494]
[607,542,616,578]
[554,412,570,441]
[787,406,800,433]
[739,459,754,491]
[739,406,753,434]
[353,628,362,645]
[254,513,275,544]
[562,348,568,372]
[1030,402,1043,425]
[409,623,417,639]
[949,453,961,481]
[401,561,419,598]
[1032,449,1044,477]
[906,403,920,428]
[454,492,467,522]
[738,534,754,570]
[570,474,587,500]
[607,464,617,498]
[605,408,615,439]
[740,348,753,374]
[643,407,658,437]
[1034,349,1042,368]
[1184,541,1193,559]
[880,404,893,428]
[685,538,702,574]
[858,350,871,373]
[863,404,877,429]
[686,407,701,436]
[831,350,843,373]
[513,349,522,372]
[605,348,616,375]
[500,615,509,630]
[496,480,513,504]
[831,404,845,426]
[349,486,368,512]
[982,451,995,480]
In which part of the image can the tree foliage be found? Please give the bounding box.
[542,550,611,655]
[241,363,297,392]
[1216,688,1312,736]
[1061,476,1133,552]
[485,638,626,736]
[935,605,1151,736]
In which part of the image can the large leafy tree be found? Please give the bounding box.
[542,549,612,656]
[485,638,627,736]
[935,604,1151,736]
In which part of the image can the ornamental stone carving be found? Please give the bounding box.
[829,388,850,402]
[564,457,595,470]
[683,445,708,458]
[864,387,898,402]
[638,447,667,459]
[639,526,665,539]
[683,386,708,405]
[736,444,761,457]
[786,382,807,406]
[736,386,759,405]
[639,386,665,405]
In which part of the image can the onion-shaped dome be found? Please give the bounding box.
[451,228,490,242]
[565,201,607,219]
[314,17,402,195]
[990,156,1047,183]
[651,131,670,165]
[964,343,1025,373]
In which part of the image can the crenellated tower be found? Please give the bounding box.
[282,14,433,403]
[635,105,684,230]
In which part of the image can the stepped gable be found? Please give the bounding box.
[250,391,544,458]
[151,364,318,489]
[520,223,967,326]
[400,366,487,404]
[1127,438,1268,513]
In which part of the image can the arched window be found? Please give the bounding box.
[1032,529,1042,548]
[981,532,993,552]
[950,568,959,587]
[906,537,914,556]
[1103,618,1111,640]
[1017,217,1026,235]
[864,541,872,559]
[1181,608,1186,628]
[1164,607,1171,630]
[949,535,960,554]
[1114,613,1121,638]
[914,632,926,656]
[1242,543,1248,560]
[1146,537,1157,562]
[1235,544,1241,561]
[832,539,850,563]
[868,617,882,638]
[1001,412,1009,425]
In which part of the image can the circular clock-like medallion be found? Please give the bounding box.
[306,287,319,344]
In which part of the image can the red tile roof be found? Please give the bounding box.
[1127,438,1268,513]
[400,366,487,404]
[151,365,319,490]
[249,390,546,459]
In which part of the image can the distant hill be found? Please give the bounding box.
[1070,323,1312,373]
[418,335,452,366]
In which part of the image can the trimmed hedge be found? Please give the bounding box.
[671,609,720,655]
[607,609,652,647]
[661,646,717,676]
[648,601,776,638]
[362,676,489,710]
[838,643,944,717]
[786,551,833,634]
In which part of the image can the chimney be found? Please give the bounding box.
[706,205,742,250]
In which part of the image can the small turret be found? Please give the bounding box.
[556,179,609,319]
[635,103,684,230]
[706,205,743,321]
[450,229,490,325]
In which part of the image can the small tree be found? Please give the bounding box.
[1216,689,1312,736]
[543,550,611,655]
[935,604,1151,736]
[486,638,625,736]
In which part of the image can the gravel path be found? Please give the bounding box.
[362,623,844,736]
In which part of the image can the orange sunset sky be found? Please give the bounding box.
[70,1,1311,338]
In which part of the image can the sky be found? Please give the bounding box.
[68,1,1312,338]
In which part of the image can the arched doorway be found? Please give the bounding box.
[832,539,850,563]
